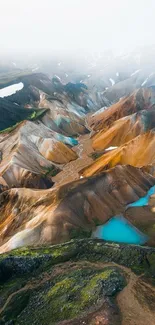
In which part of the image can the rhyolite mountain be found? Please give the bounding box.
[1,50,155,323]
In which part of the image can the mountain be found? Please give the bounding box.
[1,48,155,323]
[0,120,78,189]
[0,239,155,325]
[80,129,155,178]
[0,165,154,254]
[91,109,155,152]
[88,87,155,132]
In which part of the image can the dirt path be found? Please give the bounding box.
[116,269,155,325]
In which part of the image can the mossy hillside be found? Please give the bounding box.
[0,239,155,323]
[0,277,28,310]
[0,239,155,284]
[0,108,47,134]
[69,227,92,240]
[0,241,80,283]
[0,266,125,324]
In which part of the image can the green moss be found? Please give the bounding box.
[43,165,60,177]
[0,122,21,134]
[29,111,37,119]
[28,108,47,120]
[81,269,113,305]
[69,227,92,240]
[91,150,105,160]
[0,108,47,134]
[146,253,155,276]
[1,290,30,322]
[1,239,155,323]
[42,266,124,323]
[46,277,76,299]
[0,277,27,310]
[0,265,124,324]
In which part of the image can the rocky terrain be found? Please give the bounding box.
[1,48,155,323]
[0,239,155,325]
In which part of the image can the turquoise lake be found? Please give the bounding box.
[126,185,155,208]
[93,215,148,245]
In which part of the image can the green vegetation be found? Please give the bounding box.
[28,108,48,120]
[0,122,21,134]
[43,165,60,177]
[0,108,47,134]
[91,150,105,160]
[0,265,125,324]
[69,227,92,239]
[42,266,124,323]
[0,239,155,323]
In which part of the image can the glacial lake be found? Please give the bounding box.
[93,215,148,245]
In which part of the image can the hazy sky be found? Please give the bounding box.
[1,0,155,54]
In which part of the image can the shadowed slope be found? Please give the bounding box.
[88,88,155,133]
[0,165,154,253]
[0,97,47,131]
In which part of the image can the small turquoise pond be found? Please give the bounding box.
[126,185,155,208]
[93,215,148,245]
[55,133,78,146]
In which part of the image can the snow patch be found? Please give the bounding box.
[116,72,119,77]
[141,73,154,87]
[54,75,61,81]
[0,82,24,98]
[109,78,115,86]
[32,67,39,72]
[131,69,141,76]
[92,106,107,116]
[105,146,118,151]
[57,62,62,66]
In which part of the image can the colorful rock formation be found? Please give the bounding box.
[0,165,155,253]
[1,53,155,323]
[0,120,78,189]
[88,88,155,132]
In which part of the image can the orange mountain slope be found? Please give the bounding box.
[92,110,155,151]
[80,130,155,178]
[88,88,155,132]
[0,120,78,188]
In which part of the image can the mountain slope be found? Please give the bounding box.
[88,87,155,132]
[92,109,155,151]
[0,165,154,253]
